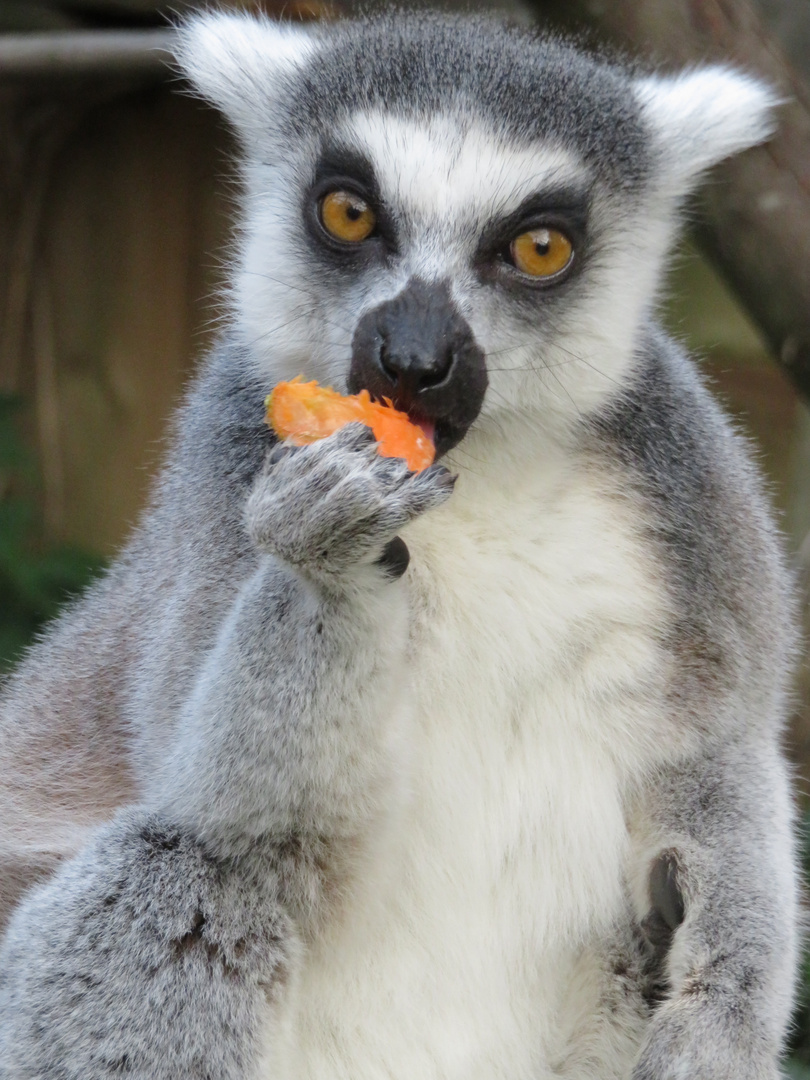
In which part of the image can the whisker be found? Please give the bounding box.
[547,341,621,386]
[543,360,584,418]
[482,341,533,359]
[486,363,536,373]
[240,271,355,336]
[239,314,318,354]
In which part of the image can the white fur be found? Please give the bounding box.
[235,113,674,440]
[634,68,779,192]
[258,424,686,1080]
[173,13,317,140]
[346,112,586,231]
[229,111,693,1078]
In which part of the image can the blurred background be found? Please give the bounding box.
[0,0,809,1071]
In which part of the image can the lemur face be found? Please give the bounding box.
[177,12,776,450]
[290,114,615,456]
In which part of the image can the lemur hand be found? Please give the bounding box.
[245,423,454,579]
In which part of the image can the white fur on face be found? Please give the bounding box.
[234,112,678,448]
[344,111,584,244]
[179,14,778,453]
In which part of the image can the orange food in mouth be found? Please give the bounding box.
[265,379,436,474]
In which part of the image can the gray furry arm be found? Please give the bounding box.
[155,425,452,858]
[0,425,453,1078]
[632,740,798,1080]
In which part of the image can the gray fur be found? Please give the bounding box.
[0,415,453,1076]
[154,422,453,859]
[590,327,796,735]
[276,13,654,187]
[630,747,794,1080]
[591,333,798,1077]
[0,812,294,1079]
[0,10,799,1080]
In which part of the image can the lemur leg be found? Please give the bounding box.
[0,811,298,1080]
[630,741,798,1080]
[0,425,454,1079]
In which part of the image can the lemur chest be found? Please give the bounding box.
[280,465,670,1080]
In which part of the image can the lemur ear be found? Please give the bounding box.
[173,12,317,133]
[635,68,780,192]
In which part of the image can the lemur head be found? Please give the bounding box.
[176,12,775,458]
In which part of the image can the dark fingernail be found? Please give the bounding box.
[424,465,456,485]
[377,536,410,580]
[267,441,293,465]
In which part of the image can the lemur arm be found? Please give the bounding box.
[0,426,453,1079]
[631,740,798,1080]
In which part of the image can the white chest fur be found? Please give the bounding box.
[266,435,675,1080]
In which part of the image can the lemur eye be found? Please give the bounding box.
[510,228,573,278]
[319,190,376,243]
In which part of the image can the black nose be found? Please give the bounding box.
[351,278,478,398]
[379,334,453,395]
[348,278,488,456]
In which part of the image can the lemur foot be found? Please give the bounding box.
[632,999,781,1080]
[245,423,454,577]
[0,809,293,1079]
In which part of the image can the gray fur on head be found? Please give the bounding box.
[0,10,796,1080]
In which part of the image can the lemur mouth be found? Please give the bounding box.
[420,417,470,461]
[385,406,436,449]
[413,416,436,446]
[364,393,471,461]
[360,391,479,462]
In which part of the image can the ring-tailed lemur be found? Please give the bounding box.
[0,11,798,1080]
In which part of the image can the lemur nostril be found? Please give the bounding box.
[377,341,455,393]
[420,349,454,388]
[379,341,398,383]
[378,344,450,393]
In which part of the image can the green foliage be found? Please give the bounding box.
[0,394,105,671]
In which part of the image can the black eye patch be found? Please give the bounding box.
[474,186,590,268]
[312,143,380,199]
[305,142,398,257]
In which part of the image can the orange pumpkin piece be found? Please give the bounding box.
[265,379,435,473]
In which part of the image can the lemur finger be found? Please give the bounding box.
[303,463,455,555]
[247,426,452,569]
[264,440,297,469]
[400,465,456,516]
[262,423,375,481]
[328,422,379,453]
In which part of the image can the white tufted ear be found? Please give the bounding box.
[635,68,780,192]
[173,12,317,133]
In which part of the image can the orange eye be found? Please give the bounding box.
[319,190,376,243]
[510,228,573,278]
